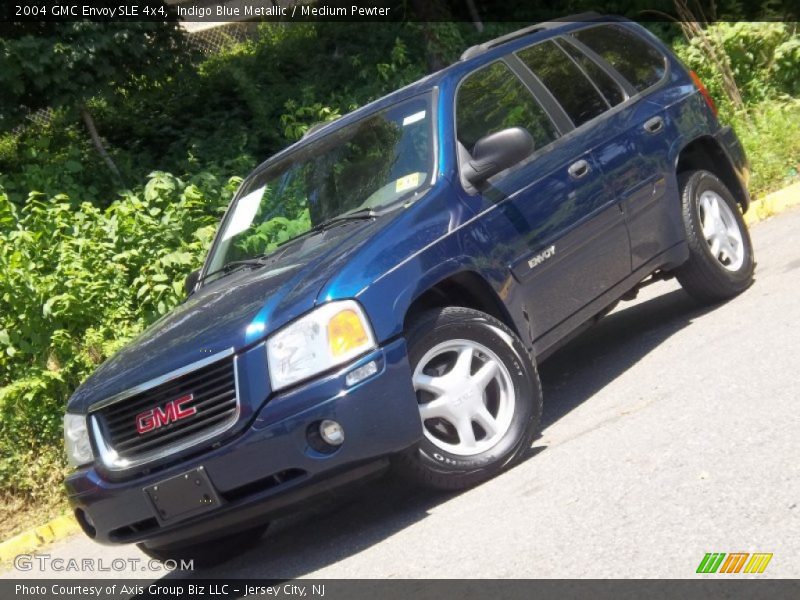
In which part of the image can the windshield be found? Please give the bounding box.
[204,93,434,279]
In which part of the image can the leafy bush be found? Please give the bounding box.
[0,119,105,204]
[1,23,434,210]
[731,100,800,194]
[0,172,237,511]
[673,22,800,117]
[772,34,800,97]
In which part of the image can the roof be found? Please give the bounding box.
[252,13,624,173]
[459,12,602,60]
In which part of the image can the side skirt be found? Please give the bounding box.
[532,241,689,362]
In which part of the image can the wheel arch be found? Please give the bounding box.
[402,271,521,339]
[675,135,750,211]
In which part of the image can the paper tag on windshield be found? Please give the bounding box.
[402,111,426,126]
[395,173,420,193]
[221,187,263,241]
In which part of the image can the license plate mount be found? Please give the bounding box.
[145,466,221,524]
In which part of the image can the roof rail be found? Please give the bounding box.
[302,120,337,139]
[459,12,602,61]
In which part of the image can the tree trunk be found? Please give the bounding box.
[673,0,745,112]
[80,103,124,185]
[465,0,484,33]
[409,0,450,72]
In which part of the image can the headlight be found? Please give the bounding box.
[64,413,94,467]
[267,300,376,391]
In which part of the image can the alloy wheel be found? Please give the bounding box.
[412,339,515,456]
[698,190,745,271]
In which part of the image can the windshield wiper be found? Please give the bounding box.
[308,208,377,233]
[274,209,377,249]
[200,210,377,285]
[198,256,271,284]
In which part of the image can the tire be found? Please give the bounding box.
[137,524,268,568]
[674,170,755,303]
[395,307,542,491]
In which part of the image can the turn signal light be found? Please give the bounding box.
[689,70,718,117]
[328,309,369,357]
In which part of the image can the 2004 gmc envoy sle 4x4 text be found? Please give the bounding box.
[63,16,755,564]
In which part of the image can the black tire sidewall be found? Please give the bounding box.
[683,170,754,286]
[406,308,540,477]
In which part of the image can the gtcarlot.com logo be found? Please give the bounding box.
[696,552,773,574]
[14,553,194,572]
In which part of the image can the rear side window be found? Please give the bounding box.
[571,25,666,92]
[456,60,558,153]
[557,40,625,106]
[517,41,608,127]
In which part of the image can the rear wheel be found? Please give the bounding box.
[674,170,754,303]
[395,307,542,490]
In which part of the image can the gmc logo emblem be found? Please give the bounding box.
[135,394,197,435]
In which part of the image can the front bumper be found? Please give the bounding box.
[65,338,422,548]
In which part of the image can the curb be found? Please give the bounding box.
[0,514,80,565]
[0,181,797,566]
[745,181,800,227]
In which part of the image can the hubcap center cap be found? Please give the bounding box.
[452,384,480,409]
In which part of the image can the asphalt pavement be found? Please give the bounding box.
[5,206,799,580]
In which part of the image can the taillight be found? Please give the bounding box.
[689,70,718,117]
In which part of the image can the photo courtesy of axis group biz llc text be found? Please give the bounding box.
[1,0,799,598]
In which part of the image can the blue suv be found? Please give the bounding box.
[63,16,754,563]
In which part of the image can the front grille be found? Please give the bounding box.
[91,354,239,468]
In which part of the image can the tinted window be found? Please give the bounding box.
[558,40,625,106]
[572,25,666,92]
[206,95,434,276]
[517,41,608,127]
[456,61,558,153]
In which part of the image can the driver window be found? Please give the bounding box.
[456,60,559,155]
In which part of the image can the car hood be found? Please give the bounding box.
[67,219,382,413]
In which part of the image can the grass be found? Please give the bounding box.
[731,99,800,197]
[0,454,69,540]
[1,494,67,541]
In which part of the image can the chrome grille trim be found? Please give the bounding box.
[88,349,241,472]
[87,348,235,411]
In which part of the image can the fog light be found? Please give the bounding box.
[319,420,345,446]
[345,360,378,387]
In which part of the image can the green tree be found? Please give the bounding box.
[0,18,188,185]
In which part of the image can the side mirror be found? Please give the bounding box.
[462,127,534,187]
[185,269,200,296]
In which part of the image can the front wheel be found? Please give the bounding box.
[674,170,755,303]
[395,307,542,490]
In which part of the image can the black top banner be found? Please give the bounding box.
[1,0,799,23]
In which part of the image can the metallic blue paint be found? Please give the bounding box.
[67,339,420,545]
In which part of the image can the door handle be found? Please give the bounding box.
[643,116,664,134]
[568,159,591,179]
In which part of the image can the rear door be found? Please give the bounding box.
[566,24,683,271]
[454,54,630,342]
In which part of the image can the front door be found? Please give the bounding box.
[454,55,630,343]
